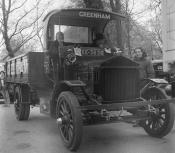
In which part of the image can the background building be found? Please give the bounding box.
[162,0,175,72]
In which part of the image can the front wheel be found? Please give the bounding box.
[14,86,30,121]
[142,88,174,138]
[56,91,83,151]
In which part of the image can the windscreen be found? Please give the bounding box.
[55,25,89,43]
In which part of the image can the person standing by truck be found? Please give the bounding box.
[134,47,155,81]
[132,47,155,127]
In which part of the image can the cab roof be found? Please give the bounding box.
[43,8,125,28]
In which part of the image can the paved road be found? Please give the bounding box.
[0,104,175,153]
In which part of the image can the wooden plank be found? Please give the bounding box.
[6,52,46,89]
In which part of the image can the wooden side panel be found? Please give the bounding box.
[28,52,46,88]
[11,60,15,79]
[6,62,10,77]
[6,52,46,89]
[16,56,28,83]
[6,54,29,83]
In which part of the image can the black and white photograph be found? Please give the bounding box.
[0,0,175,153]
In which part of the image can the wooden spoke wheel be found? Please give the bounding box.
[14,86,30,121]
[0,91,4,104]
[56,91,83,151]
[142,88,174,138]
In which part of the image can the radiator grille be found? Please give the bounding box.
[100,68,139,102]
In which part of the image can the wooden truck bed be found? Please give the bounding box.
[6,52,47,88]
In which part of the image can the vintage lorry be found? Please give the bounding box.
[3,8,175,151]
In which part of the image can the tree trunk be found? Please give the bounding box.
[1,0,45,58]
[83,0,104,9]
[1,0,14,57]
[82,0,123,49]
[110,0,123,50]
[3,36,14,57]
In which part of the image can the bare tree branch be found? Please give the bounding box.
[10,0,28,13]
[9,7,44,40]
[0,0,45,57]
[0,38,4,48]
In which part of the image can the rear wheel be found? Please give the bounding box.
[56,91,83,151]
[0,91,4,104]
[14,86,30,120]
[142,88,174,138]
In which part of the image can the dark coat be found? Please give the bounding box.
[134,58,155,80]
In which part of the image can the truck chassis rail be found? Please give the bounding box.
[80,98,175,111]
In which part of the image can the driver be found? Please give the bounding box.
[48,32,65,82]
[93,33,117,55]
[48,31,64,57]
[93,33,105,49]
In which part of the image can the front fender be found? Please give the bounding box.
[148,78,168,84]
[141,86,168,100]
[62,80,86,87]
[143,78,172,97]
[50,80,86,118]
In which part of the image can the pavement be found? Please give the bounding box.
[0,104,175,153]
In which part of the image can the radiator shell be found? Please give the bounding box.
[100,56,140,102]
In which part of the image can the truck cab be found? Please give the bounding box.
[43,9,125,83]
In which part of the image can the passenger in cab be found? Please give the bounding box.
[93,33,114,54]
[93,33,106,49]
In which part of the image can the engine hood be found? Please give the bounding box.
[101,55,139,68]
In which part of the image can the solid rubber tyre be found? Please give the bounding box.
[14,86,30,121]
[56,91,83,151]
[142,88,174,138]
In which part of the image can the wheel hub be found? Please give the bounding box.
[154,108,160,116]
[57,114,71,126]
[150,107,160,117]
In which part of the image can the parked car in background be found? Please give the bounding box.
[152,59,170,80]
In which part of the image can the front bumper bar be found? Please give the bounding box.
[80,98,175,111]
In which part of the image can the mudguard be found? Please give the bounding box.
[141,86,168,100]
[147,78,168,84]
[49,80,86,118]
[62,80,86,87]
